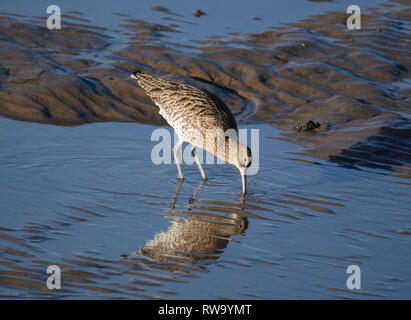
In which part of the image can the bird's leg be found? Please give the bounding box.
[191,146,207,180]
[173,139,184,180]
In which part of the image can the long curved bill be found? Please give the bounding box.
[241,169,247,194]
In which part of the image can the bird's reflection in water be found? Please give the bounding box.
[134,180,248,271]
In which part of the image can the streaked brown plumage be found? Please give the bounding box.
[131,70,251,193]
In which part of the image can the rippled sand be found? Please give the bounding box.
[1,1,410,178]
[0,0,410,299]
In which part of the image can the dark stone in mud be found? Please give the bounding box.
[192,10,205,18]
[293,120,321,132]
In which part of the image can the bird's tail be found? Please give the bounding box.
[130,70,143,80]
[130,70,175,98]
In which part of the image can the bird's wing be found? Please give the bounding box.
[159,84,238,132]
[132,71,237,132]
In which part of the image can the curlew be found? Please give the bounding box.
[131,70,252,194]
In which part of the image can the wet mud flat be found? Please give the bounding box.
[0,0,410,299]
[0,1,410,177]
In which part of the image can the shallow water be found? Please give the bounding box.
[0,0,411,299]
[0,119,410,299]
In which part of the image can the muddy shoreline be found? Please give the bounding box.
[0,1,410,177]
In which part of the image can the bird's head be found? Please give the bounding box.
[235,143,252,171]
[223,139,252,194]
[235,142,252,194]
[204,129,252,194]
